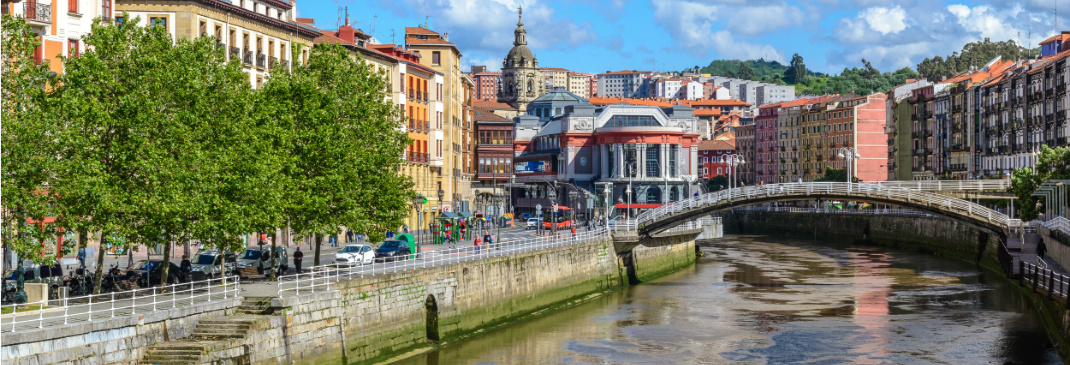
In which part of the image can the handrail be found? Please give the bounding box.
[0,275,239,332]
[277,228,611,297]
[629,182,1012,233]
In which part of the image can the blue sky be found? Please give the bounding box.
[298,0,1066,75]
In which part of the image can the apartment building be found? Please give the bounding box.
[5,0,115,74]
[117,0,318,89]
[596,70,652,98]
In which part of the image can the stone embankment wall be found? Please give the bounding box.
[263,236,696,364]
[723,210,1000,266]
[1,297,242,365]
[2,235,697,365]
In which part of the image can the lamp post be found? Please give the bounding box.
[837,147,860,193]
[437,189,444,243]
[411,194,426,258]
[603,183,612,225]
[719,154,746,191]
[548,184,558,236]
[627,162,636,221]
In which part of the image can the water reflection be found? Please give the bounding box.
[395,235,1060,365]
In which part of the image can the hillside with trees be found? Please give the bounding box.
[694,38,1039,96]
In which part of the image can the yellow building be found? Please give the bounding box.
[405,26,474,214]
[117,0,317,88]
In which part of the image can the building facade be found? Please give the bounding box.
[7,0,116,75]
[698,140,734,181]
[498,9,544,111]
[471,71,501,100]
[596,70,652,98]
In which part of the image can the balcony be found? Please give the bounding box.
[792,146,798,151]
[230,47,241,61]
[242,49,253,65]
[256,54,266,68]
[24,2,50,23]
[405,151,428,164]
[282,60,291,69]
[270,56,278,69]
[779,146,785,152]
[816,155,824,161]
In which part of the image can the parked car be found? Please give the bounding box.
[374,240,411,262]
[237,248,262,269]
[127,260,183,287]
[2,264,65,302]
[526,218,540,230]
[335,244,375,266]
[256,246,287,275]
[189,250,238,278]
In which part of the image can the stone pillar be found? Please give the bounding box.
[690,145,699,178]
[600,145,608,178]
[637,144,646,178]
[616,144,624,178]
[661,143,669,178]
[567,145,576,176]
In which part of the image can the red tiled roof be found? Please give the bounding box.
[693,109,722,117]
[405,38,456,46]
[473,100,517,111]
[405,27,440,36]
[1040,33,1070,45]
[296,18,315,26]
[759,101,785,109]
[474,107,512,123]
[698,139,735,151]
[540,67,569,72]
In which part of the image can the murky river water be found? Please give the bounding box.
[396,235,1061,364]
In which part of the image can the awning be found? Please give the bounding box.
[615,204,663,209]
[554,206,572,210]
[514,152,558,163]
[459,212,474,218]
[438,212,460,219]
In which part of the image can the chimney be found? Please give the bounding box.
[338,14,355,43]
[443,33,449,41]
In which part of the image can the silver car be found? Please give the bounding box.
[189,251,237,278]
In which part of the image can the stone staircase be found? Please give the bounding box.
[140,298,277,364]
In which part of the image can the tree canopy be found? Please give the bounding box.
[1009,145,1070,221]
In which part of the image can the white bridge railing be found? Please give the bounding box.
[631,182,1012,233]
[0,276,239,333]
[737,206,934,217]
[870,179,1010,192]
[277,228,611,297]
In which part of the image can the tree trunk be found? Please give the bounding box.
[314,233,322,266]
[270,231,277,280]
[219,241,227,280]
[92,234,107,294]
[160,238,172,287]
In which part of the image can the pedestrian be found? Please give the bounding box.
[584,220,590,232]
[474,237,481,254]
[346,230,353,243]
[77,247,86,269]
[571,225,577,237]
[180,255,192,273]
[1038,240,1048,260]
[484,233,492,247]
[330,235,337,247]
[294,247,304,274]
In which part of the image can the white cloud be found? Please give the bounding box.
[726,5,806,36]
[463,56,504,72]
[946,4,1024,43]
[860,6,908,34]
[711,31,786,63]
[651,0,785,62]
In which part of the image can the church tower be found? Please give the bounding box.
[499,7,543,111]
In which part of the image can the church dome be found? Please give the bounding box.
[505,45,535,68]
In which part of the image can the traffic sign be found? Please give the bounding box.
[536,204,542,211]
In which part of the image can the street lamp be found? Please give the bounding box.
[410,194,426,258]
[548,185,558,236]
[603,183,612,225]
[718,154,746,191]
[626,162,636,221]
[837,147,861,187]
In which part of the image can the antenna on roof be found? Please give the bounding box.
[336,5,343,28]
[371,15,377,38]
[390,29,396,45]
[425,15,434,29]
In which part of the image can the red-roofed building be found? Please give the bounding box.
[698,140,736,181]
[471,71,501,100]
[755,102,783,184]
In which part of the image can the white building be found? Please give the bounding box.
[596,70,652,98]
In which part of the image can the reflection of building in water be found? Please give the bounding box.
[851,256,892,361]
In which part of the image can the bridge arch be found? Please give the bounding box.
[636,183,1016,240]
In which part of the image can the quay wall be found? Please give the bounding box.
[1,297,242,365]
[722,210,1001,267]
[2,234,697,365]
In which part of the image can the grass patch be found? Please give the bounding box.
[1,305,52,314]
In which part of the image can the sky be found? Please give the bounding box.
[298,0,1068,75]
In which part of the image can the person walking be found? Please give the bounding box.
[293,247,304,274]
[584,220,590,232]
[1038,240,1048,260]
[346,230,353,243]
[77,247,86,269]
[474,237,481,255]
[483,233,493,249]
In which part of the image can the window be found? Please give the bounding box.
[101,0,111,20]
[68,39,79,57]
[69,0,78,13]
[150,16,167,27]
[717,167,723,176]
[432,51,441,66]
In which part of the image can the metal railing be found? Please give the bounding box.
[658,216,721,234]
[630,182,1012,233]
[0,276,239,332]
[1042,216,1070,233]
[1020,261,1070,304]
[737,206,934,217]
[277,229,610,297]
[24,1,50,22]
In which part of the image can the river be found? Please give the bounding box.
[395,235,1061,364]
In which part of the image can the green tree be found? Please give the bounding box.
[1,15,64,265]
[815,167,850,182]
[737,61,755,80]
[1009,145,1070,221]
[261,43,413,266]
[706,176,730,191]
[785,53,807,84]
